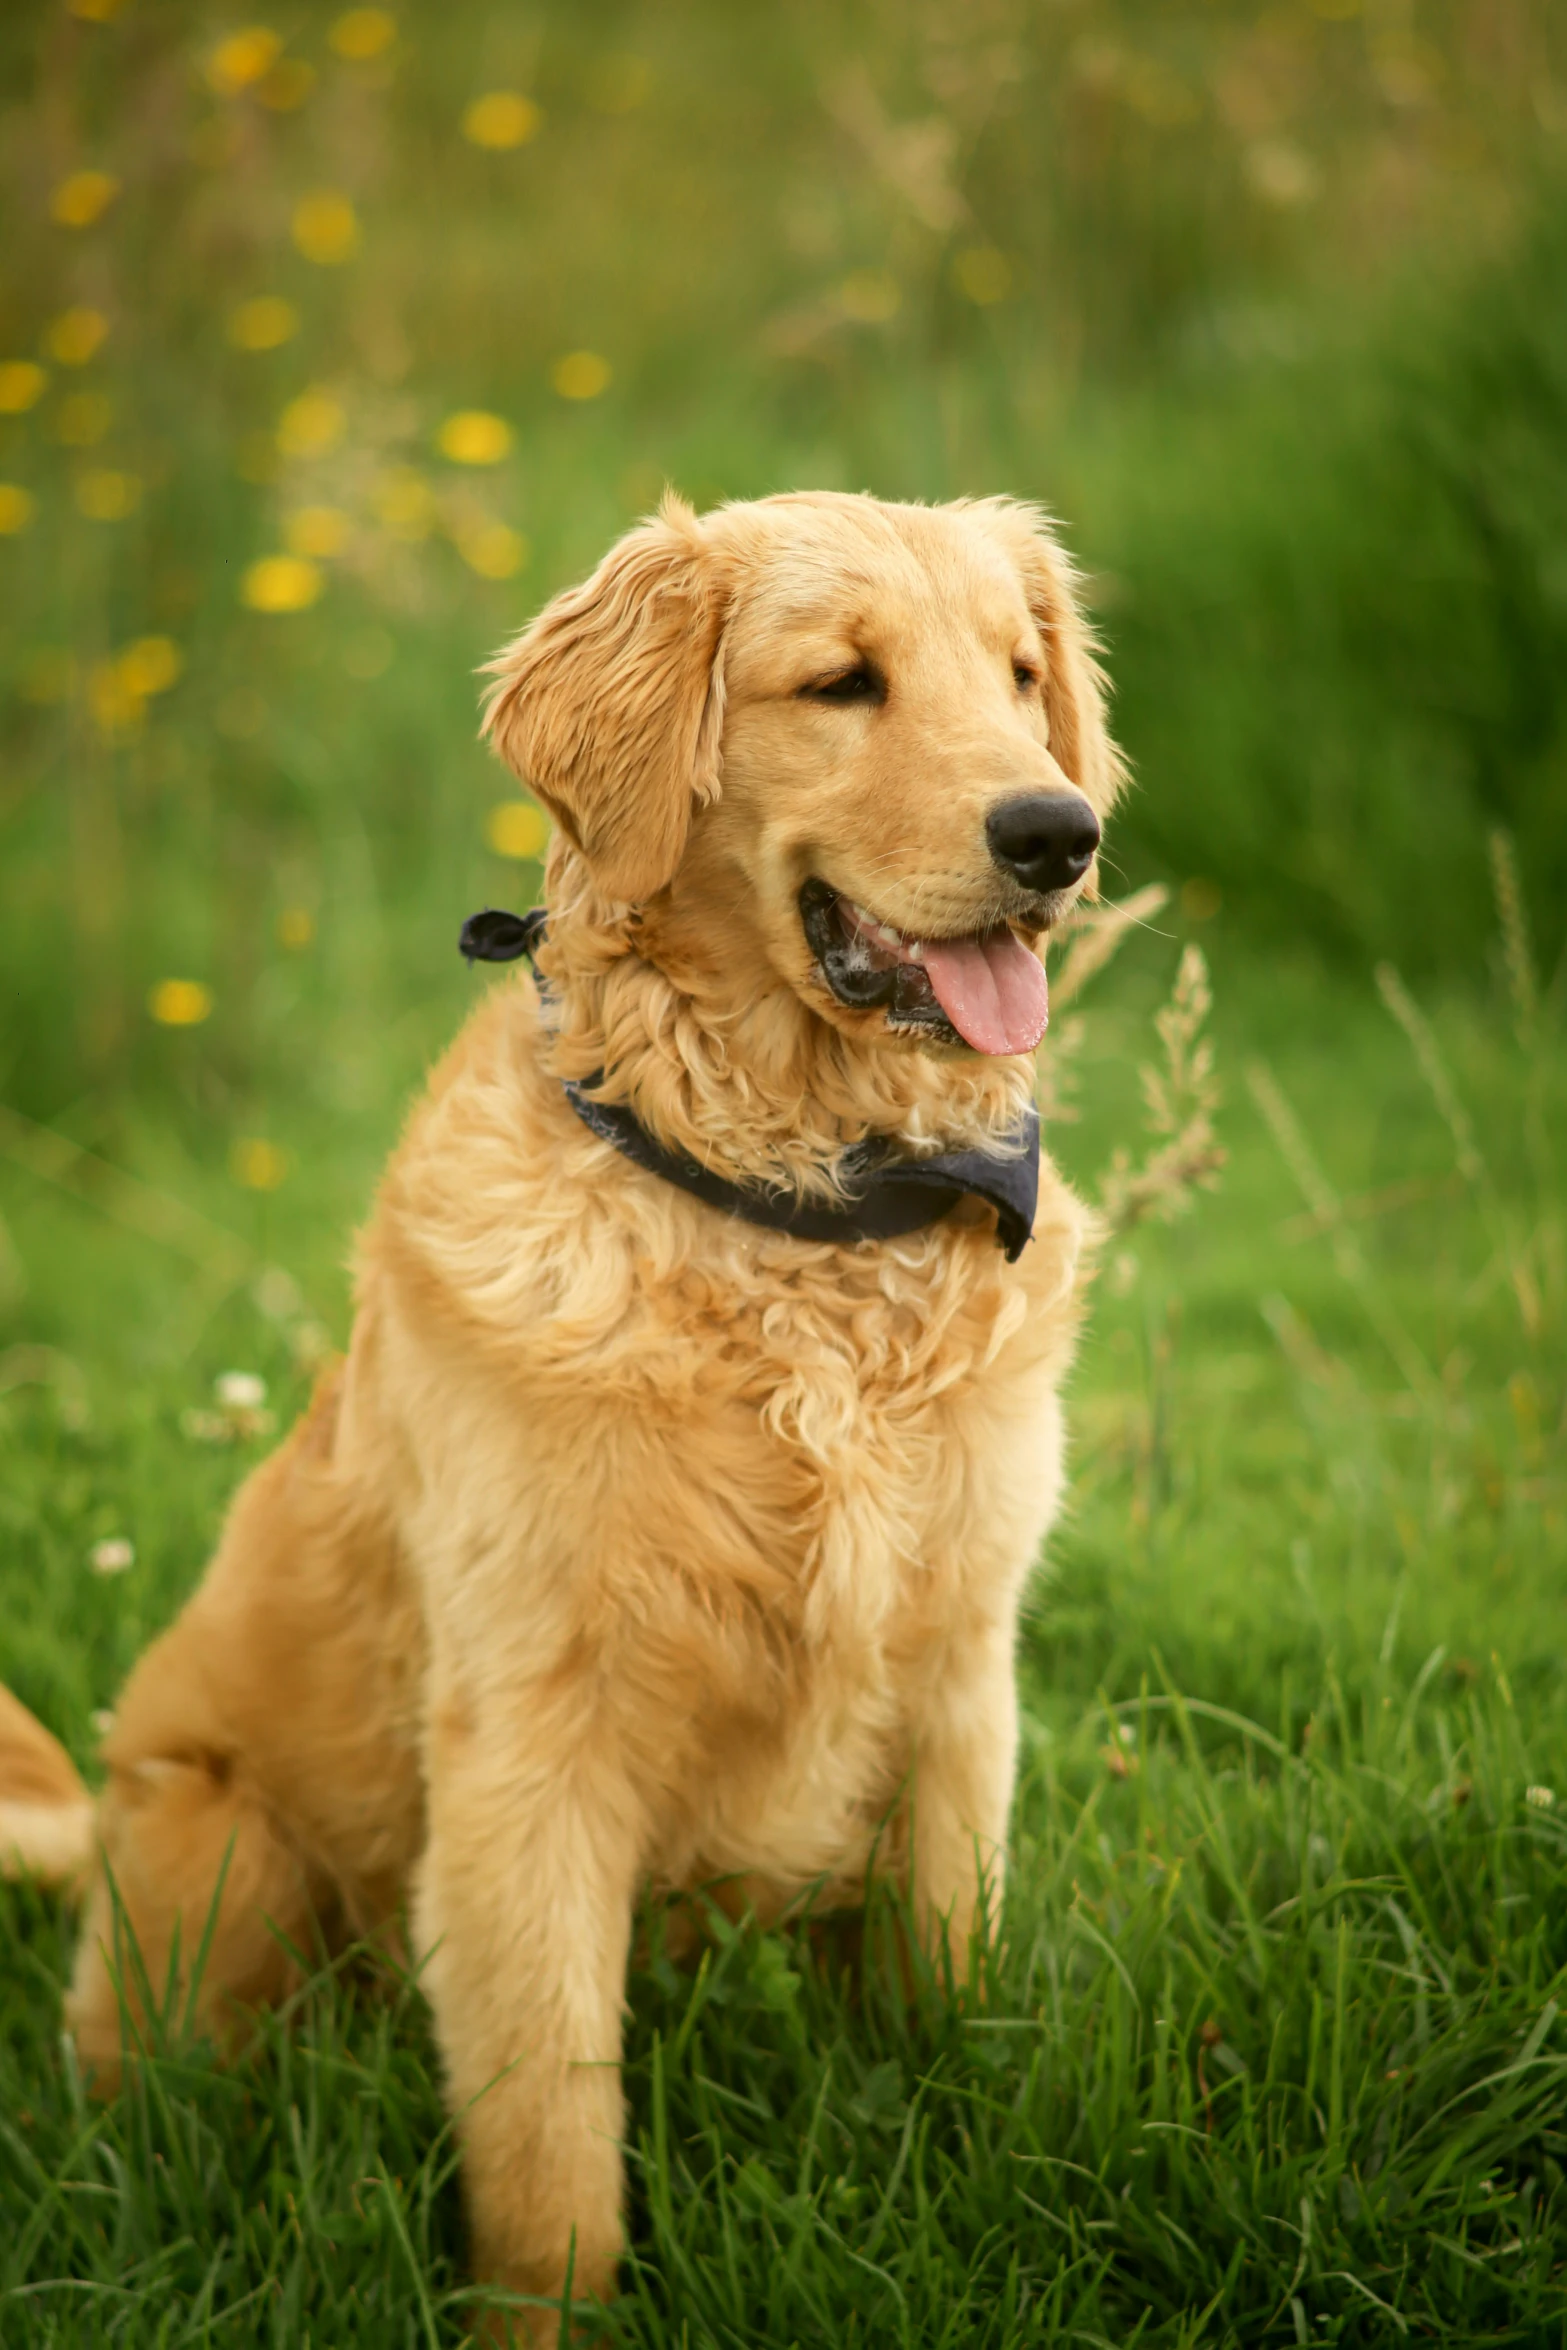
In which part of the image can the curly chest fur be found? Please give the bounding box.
[650,1229,1084,1889]
[373,1124,1087,1874]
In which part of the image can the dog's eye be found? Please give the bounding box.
[1013,662,1040,694]
[801,665,882,705]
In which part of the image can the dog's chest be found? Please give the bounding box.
[613,1233,1073,1888]
[388,1133,1084,1882]
[601,1215,1070,1683]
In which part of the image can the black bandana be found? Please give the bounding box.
[459,906,1039,1262]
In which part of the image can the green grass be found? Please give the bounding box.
[4,3,1567,2340]
[3,924,1565,2346]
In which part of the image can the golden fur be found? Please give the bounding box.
[3,491,1124,2338]
[0,1686,95,1887]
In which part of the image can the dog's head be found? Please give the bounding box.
[483,492,1124,1061]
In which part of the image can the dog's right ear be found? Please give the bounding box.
[481,494,728,905]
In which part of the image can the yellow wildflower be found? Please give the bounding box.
[229,297,299,351]
[0,362,47,413]
[458,522,529,579]
[462,92,541,149]
[118,637,182,696]
[48,308,110,365]
[149,979,212,1026]
[231,1137,290,1191]
[75,469,141,519]
[438,410,511,464]
[551,350,611,400]
[52,171,120,228]
[330,8,395,59]
[242,555,323,612]
[0,486,36,534]
[292,190,359,265]
[486,800,550,859]
[276,387,344,456]
[90,661,143,734]
[285,504,351,558]
[952,247,1011,306]
[206,28,281,94]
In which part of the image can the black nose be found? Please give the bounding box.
[985,792,1101,896]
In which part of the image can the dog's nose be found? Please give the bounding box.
[982,794,1104,892]
[985,793,1101,895]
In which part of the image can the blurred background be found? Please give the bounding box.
[7,22,1567,2333]
[0,0,1565,1346]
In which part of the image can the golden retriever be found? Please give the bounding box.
[1,491,1124,2338]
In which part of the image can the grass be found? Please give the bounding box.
[3,915,1565,2346]
[4,2,1567,2341]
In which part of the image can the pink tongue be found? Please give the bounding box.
[920,930,1049,1055]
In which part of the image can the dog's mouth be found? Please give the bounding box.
[799,879,1049,1056]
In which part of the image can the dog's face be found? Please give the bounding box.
[485,493,1123,1060]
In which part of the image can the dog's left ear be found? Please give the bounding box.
[966,499,1128,824]
[482,493,728,904]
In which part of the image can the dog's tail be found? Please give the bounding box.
[0,1686,94,1893]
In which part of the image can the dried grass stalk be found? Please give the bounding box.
[1374,964,1484,1187]
[1098,944,1225,1234]
[1051,882,1169,1012]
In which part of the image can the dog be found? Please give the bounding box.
[1,490,1124,2337]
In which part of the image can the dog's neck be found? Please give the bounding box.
[531,847,1036,1199]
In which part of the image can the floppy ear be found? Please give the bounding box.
[481,493,728,904]
[966,498,1128,822]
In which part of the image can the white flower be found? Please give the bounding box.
[215,1370,267,1411]
[89,1537,134,1575]
[1525,1785,1556,1811]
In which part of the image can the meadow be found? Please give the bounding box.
[2,2,1566,2342]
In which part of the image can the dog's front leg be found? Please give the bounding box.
[415,1678,641,2342]
[910,1613,1019,1976]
